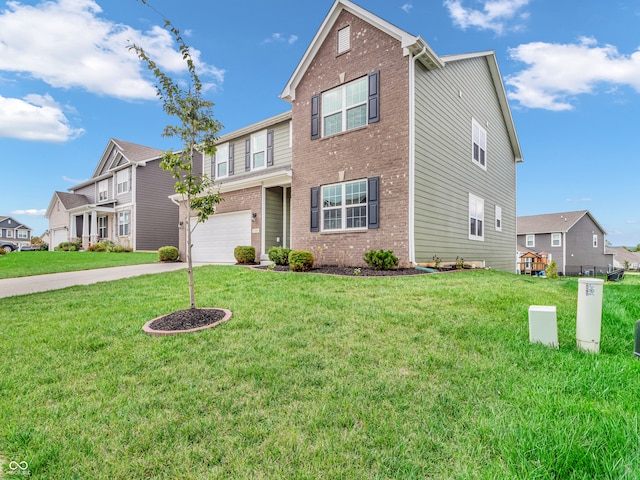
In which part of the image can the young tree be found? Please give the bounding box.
[129,9,222,309]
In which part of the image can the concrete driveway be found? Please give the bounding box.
[0,262,193,299]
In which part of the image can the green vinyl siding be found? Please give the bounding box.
[413,56,518,271]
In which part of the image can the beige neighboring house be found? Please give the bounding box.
[46,138,196,251]
[607,247,640,271]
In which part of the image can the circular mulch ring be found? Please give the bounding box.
[142,308,232,336]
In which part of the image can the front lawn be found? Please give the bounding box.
[1,268,638,478]
[0,250,158,279]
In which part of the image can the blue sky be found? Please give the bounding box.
[1,0,639,246]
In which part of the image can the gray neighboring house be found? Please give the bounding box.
[178,0,523,270]
[0,216,31,249]
[46,139,193,251]
[517,210,614,275]
[607,247,640,271]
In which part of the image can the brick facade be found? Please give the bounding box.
[290,11,411,267]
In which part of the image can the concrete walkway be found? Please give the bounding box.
[0,262,196,299]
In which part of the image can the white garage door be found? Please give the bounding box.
[191,211,252,263]
[50,228,67,250]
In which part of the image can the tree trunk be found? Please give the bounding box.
[186,192,196,309]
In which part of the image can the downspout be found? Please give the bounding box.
[408,46,428,266]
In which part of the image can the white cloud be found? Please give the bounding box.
[0,94,84,142]
[506,37,640,110]
[444,0,529,35]
[11,209,47,216]
[62,176,87,184]
[0,0,224,101]
[263,33,298,45]
[565,197,593,203]
[401,3,413,13]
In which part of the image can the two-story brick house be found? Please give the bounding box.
[179,0,522,269]
[46,138,193,251]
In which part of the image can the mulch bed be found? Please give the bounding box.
[255,265,432,276]
[143,308,232,335]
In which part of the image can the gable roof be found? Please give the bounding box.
[517,210,607,235]
[0,216,30,230]
[607,246,640,265]
[279,0,522,163]
[280,0,443,103]
[45,191,90,219]
[90,138,164,180]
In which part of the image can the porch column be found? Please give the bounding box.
[82,212,90,250]
[69,214,76,239]
[90,210,98,246]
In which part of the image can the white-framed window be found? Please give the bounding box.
[98,180,108,201]
[551,233,561,247]
[215,143,229,178]
[117,210,130,236]
[593,234,598,248]
[116,169,129,194]
[98,216,107,238]
[495,206,502,232]
[6,230,13,238]
[322,179,367,231]
[526,235,535,248]
[338,25,350,54]
[472,119,487,169]
[17,230,28,239]
[322,76,367,137]
[251,131,267,170]
[524,257,532,270]
[468,193,484,241]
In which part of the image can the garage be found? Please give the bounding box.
[190,210,252,263]
[50,228,68,251]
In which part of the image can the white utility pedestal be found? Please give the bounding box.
[576,278,604,353]
[528,305,558,348]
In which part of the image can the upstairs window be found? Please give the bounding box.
[472,119,487,169]
[116,169,129,194]
[337,25,350,54]
[17,229,28,239]
[495,206,502,232]
[98,180,108,201]
[469,193,484,241]
[215,143,229,178]
[6,230,13,238]
[251,131,267,170]
[551,233,561,247]
[593,234,598,248]
[526,234,535,248]
[311,71,379,140]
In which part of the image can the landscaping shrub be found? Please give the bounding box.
[268,246,291,266]
[234,246,255,264]
[545,260,558,279]
[158,246,180,262]
[0,248,5,256]
[289,250,314,272]
[364,249,399,270]
[55,239,82,252]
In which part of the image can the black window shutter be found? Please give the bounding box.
[267,130,274,166]
[368,70,380,124]
[368,176,379,229]
[245,138,251,171]
[311,95,320,140]
[310,187,319,232]
[228,143,234,175]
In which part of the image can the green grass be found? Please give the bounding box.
[1,268,639,479]
[0,250,158,278]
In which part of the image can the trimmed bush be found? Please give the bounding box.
[234,246,255,264]
[545,260,558,279]
[55,239,82,252]
[289,250,314,272]
[158,246,180,262]
[364,249,399,270]
[268,246,291,266]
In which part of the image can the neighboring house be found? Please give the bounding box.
[0,216,32,249]
[517,247,550,275]
[46,139,192,251]
[179,0,522,269]
[517,210,614,276]
[607,247,640,271]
